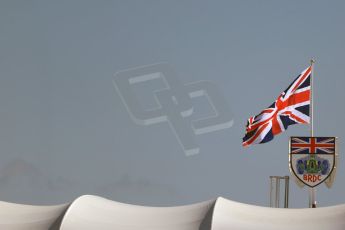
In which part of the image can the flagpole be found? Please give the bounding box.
[309,59,316,208]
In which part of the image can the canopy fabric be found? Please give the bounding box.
[2,195,345,229]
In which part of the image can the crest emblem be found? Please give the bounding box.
[289,137,337,187]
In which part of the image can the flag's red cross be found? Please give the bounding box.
[291,137,334,154]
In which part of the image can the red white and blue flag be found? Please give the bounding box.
[243,66,311,147]
[290,137,336,154]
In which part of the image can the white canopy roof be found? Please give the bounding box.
[1,195,345,230]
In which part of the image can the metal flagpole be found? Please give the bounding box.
[309,59,316,208]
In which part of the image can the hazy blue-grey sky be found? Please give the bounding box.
[0,0,344,208]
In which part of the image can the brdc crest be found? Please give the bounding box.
[289,137,337,188]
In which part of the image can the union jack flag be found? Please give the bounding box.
[243,66,311,147]
[290,137,336,154]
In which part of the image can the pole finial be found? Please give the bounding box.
[310,59,315,65]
